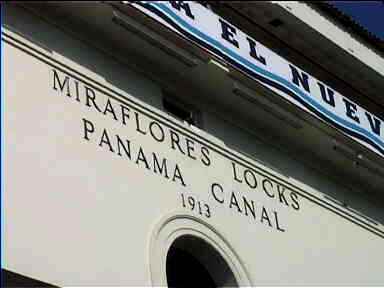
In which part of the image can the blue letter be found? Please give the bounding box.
[289,65,310,93]
[219,18,239,48]
[169,1,195,20]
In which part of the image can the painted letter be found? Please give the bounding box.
[219,19,239,48]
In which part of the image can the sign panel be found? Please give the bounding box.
[125,1,384,159]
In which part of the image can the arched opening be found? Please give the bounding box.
[166,235,238,288]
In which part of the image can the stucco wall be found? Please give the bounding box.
[3,4,384,286]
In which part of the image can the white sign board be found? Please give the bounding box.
[125,1,384,159]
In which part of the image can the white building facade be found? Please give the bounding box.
[3,2,384,286]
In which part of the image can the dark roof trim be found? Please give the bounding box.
[199,1,384,53]
[311,2,384,53]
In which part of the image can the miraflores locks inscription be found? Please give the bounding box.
[53,69,301,233]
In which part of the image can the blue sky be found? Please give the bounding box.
[329,1,384,40]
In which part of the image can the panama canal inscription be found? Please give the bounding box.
[53,69,301,233]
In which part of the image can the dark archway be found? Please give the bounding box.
[166,235,238,288]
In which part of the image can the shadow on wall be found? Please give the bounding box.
[2,269,58,287]
[3,3,165,110]
[203,111,384,229]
